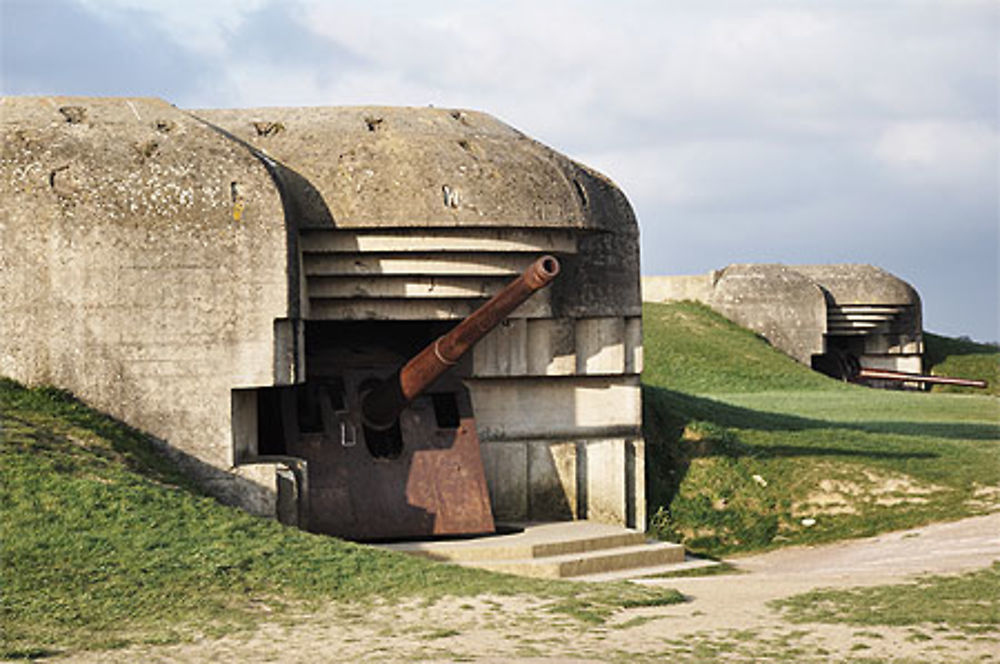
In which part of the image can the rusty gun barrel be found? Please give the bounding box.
[857,367,988,389]
[362,255,561,429]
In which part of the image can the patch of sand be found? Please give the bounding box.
[968,483,1000,511]
[793,469,947,517]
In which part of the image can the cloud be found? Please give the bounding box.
[1,0,996,339]
[0,0,216,102]
[75,0,269,58]
[875,120,997,186]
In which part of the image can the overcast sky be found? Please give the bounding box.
[2,0,997,341]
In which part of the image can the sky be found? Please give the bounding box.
[2,0,998,342]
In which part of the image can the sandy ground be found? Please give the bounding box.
[58,512,1000,663]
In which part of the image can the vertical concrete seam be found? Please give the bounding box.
[186,111,309,384]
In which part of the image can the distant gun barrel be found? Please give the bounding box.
[856,367,988,389]
[361,255,561,429]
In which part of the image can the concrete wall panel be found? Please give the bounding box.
[481,441,528,521]
[526,318,577,376]
[467,376,642,441]
[575,317,625,375]
[584,439,627,525]
[528,440,577,520]
[472,318,528,376]
[628,438,646,531]
[642,274,714,303]
[625,316,643,374]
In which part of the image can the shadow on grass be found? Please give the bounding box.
[641,385,951,517]
[647,386,999,442]
[854,420,999,440]
[0,648,63,661]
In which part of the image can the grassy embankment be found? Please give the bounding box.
[642,301,1000,557]
[0,379,682,659]
[924,331,1000,397]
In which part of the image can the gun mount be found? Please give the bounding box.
[280,256,560,541]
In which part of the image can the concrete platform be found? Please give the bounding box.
[380,521,689,580]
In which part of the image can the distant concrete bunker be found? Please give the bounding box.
[644,264,924,383]
[0,97,645,538]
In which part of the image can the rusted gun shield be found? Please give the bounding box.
[289,376,493,540]
[293,255,560,541]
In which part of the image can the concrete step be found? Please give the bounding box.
[380,521,687,580]
[568,555,723,582]
[382,521,648,562]
[466,540,686,579]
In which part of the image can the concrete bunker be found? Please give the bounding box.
[643,264,925,387]
[1,97,645,539]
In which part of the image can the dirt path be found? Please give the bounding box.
[63,513,1000,663]
[627,511,1000,661]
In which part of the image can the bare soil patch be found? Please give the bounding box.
[792,466,948,518]
[55,513,1000,663]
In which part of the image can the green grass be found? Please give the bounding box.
[0,378,682,658]
[642,301,1000,557]
[3,302,996,656]
[924,332,999,396]
[772,562,1000,633]
[641,301,840,394]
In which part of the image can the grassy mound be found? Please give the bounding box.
[642,302,1000,556]
[924,332,999,396]
[641,300,839,394]
[0,379,681,658]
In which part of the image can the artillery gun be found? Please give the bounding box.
[813,351,988,390]
[283,256,560,541]
[854,366,987,389]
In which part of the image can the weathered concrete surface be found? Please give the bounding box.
[792,263,921,306]
[197,105,642,321]
[709,264,827,365]
[194,106,628,232]
[0,96,292,511]
[793,264,923,371]
[1,96,645,531]
[642,272,715,304]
